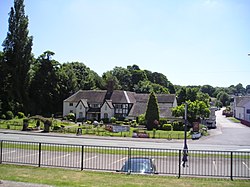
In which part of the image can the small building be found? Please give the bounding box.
[233,96,250,125]
[63,90,177,121]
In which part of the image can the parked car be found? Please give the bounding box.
[117,157,158,174]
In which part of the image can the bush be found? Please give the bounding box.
[159,118,168,126]
[6,111,14,120]
[138,114,146,125]
[162,124,172,131]
[172,121,184,131]
[67,113,75,121]
[110,117,116,124]
[17,112,25,119]
[101,118,109,124]
[0,114,6,119]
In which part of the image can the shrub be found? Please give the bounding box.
[159,118,168,126]
[6,111,14,120]
[162,124,172,131]
[172,121,184,131]
[110,117,116,124]
[101,118,109,124]
[67,113,75,121]
[17,112,25,119]
[0,114,6,119]
[138,114,146,125]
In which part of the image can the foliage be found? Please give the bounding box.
[17,112,25,119]
[145,92,160,130]
[110,117,116,123]
[159,118,169,126]
[162,124,172,131]
[6,111,14,120]
[172,100,210,123]
[137,113,146,125]
[217,91,230,106]
[66,113,75,121]
[0,114,6,119]
[172,121,184,131]
[2,0,33,114]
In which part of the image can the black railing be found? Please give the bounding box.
[0,140,249,180]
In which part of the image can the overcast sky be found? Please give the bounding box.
[0,0,249,87]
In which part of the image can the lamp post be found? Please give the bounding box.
[182,102,188,167]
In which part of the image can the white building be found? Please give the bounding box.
[63,90,177,121]
[233,96,250,124]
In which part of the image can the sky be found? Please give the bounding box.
[0,0,249,88]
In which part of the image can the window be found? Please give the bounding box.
[80,104,82,110]
[70,110,73,113]
[104,113,108,118]
[69,103,73,106]
[247,109,250,114]
[105,105,107,110]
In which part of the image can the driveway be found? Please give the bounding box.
[196,108,250,149]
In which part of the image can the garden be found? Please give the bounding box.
[0,111,209,140]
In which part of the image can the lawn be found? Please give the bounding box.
[227,117,241,123]
[0,164,249,187]
[0,118,192,139]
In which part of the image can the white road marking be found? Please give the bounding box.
[15,152,39,159]
[242,162,250,171]
[109,157,127,166]
[2,150,15,155]
[213,160,217,174]
[44,153,71,161]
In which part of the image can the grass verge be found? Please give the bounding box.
[0,164,249,187]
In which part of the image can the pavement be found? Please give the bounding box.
[0,128,184,143]
[0,180,53,187]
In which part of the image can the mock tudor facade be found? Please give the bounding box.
[63,90,177,121]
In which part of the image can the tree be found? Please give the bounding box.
[172,100,210,124]
[217,91,230,106]
[2,0,33,113]
[200,85,215,97]
[145,92,160,130]
[29,51,60,115]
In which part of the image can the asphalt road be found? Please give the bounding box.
[0,108,250,151]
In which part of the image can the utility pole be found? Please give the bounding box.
[182,102,188,167]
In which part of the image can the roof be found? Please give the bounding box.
[64,90,107,103]
[128,102,173,118]
[110,90,136,103]
[235,96,250,107]
[76,99,88,108]
[105,100,114,109]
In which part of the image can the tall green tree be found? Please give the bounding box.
[29,51,60,115]
[145,92,160,130]
[2,0,33,114]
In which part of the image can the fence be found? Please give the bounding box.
[0,140,249,180]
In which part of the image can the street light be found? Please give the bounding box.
[182,102,188,167]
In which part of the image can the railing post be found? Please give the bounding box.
[128,147,131,174]
[0,140,2,164]
[38,143,41,167]
[178,149,181,178]
[81,145,84,171]
[230,151,233,181]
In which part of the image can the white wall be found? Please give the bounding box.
[101,102,114,119]
[235,106,244,120]
[75,103,87,119]
[63,101,77,116]
[243,101,250,122]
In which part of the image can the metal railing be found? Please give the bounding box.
[0,140,249,180]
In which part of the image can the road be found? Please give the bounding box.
[0,108,250,151]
